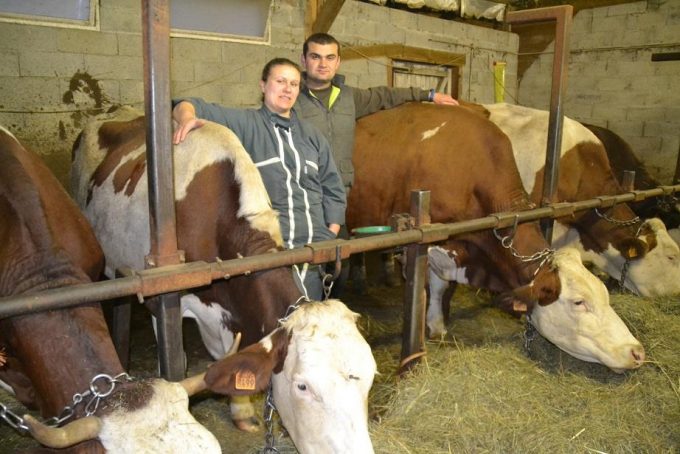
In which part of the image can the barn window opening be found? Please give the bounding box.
[0,0,98,30]
[391,60,459,100]
[170,0,272,44]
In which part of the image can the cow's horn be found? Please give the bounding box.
[181,332,241,396]
[23,414,103,449]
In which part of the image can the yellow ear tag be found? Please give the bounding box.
[628,247,637,258]
[235,370,256,391]
[513,302,528,313]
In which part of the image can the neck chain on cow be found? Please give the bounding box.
[493,217,555,276]
[594,209,644,294]
[594,207,640,227]
[262,381,279,454]
[0,372,132,436]
[617,222,645,295]
[523,317,538,353]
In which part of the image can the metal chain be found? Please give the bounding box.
[321,272,334,300]
[261,382,279,454]
[523,318,538,353]
[594,208,640,227]
[0,403,29,433]
[0,372,132,435]
[493,226,555,276]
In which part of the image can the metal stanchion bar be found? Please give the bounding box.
[2,184,680,319]
[507,5,573,243]
[141,0,184,381]
[400,191,430,374]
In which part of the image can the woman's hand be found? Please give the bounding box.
[328,224,341,236]
[172,101,207,144]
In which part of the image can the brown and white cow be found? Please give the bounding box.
[348,103,644,372]
[71,107,377,454]
[583,122,680,243]
[0,125,220,452]
[483,103,680,297]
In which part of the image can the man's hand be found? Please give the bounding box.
[433,92,459,106]
[328,223,341,236]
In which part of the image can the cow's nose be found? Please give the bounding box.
[631,344,645,365]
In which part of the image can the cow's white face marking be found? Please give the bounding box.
[420,121,447,141]
[484,103,600,195]
[98,379,220,453]
[530,248,644,372]
[272,300,376,454]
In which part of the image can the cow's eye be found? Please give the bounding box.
[297,383,307,391]
[573,300,584,306]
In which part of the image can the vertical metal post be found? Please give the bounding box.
[141,0,185,381]
[621,170,636,191]
[399,190,430,375]
[507,6,573,243]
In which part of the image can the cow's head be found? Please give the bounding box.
[204,299,377,454]
[620,218,680,296]
[505,248,645,372]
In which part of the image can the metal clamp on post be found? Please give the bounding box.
[144,249,186,269]
[630,190,648,202]
[305,239,351,265]
[419,223,451,244]
[595,195,618,209]
[549,202,575,219]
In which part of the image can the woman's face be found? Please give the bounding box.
[260,64,300,118]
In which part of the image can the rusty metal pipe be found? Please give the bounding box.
[2,185,679,320]
[507,5,573,243]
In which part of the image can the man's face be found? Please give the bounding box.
[302,42,341,87]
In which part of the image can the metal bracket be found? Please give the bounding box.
[305,239,351,265]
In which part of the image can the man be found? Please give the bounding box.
[296,32,458,195]
[295,33,458,295]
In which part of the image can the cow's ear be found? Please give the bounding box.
[617,237,648,260]
[493,289,534,317]
[204,329,289,396]
[532,267,561,306]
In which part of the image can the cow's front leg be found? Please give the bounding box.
[230,395,260,432]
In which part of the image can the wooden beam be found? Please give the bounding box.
[310,0,346,35]
[342,44,466,67]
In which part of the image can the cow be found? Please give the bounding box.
[483,103,680,297]
[71,107,377,453]
[583,123,680,241]
[347,103,644,373]
[0,125,221,452]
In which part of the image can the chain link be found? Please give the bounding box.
[594,208,641,227]
[321,272,334,300]
[523,318,538,353]
[493,225,555,276]
[261,382,279,454]
[0,403,29,433]
[1,372,133,435]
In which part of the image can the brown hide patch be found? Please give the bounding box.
[89,116,145,202]
[494,266,561,316]
[113,152,146,197]
[205,329,290,396]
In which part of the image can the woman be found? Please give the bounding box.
[172,58,346,300]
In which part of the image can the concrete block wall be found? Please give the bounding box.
[0,0,517,187]
[331,1,518,103]
[517,0,680,183]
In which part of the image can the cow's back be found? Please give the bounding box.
[348,103,530,228]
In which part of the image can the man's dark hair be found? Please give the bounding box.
[261,57,301,82]
[303,33,341,57]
